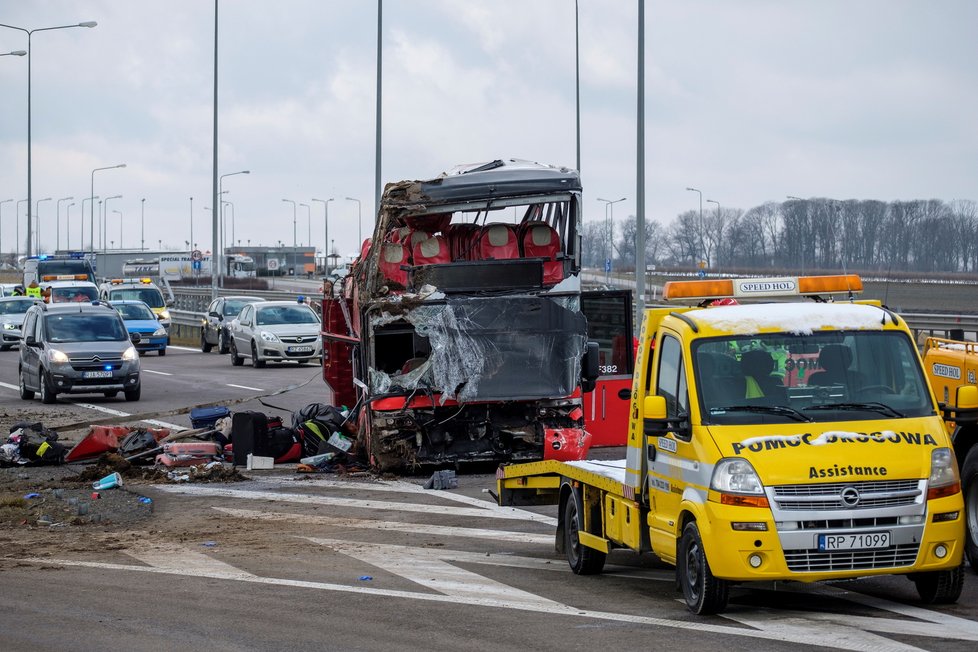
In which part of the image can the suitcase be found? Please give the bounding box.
[190,406,232,430]
[231,412,299,466]
[162,441,222,457]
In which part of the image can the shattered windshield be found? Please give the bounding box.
[367,295,586,402]
[692,331,934,425]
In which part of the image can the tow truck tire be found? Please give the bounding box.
[962,446,978,572]
[678,521,729,615]
[563,491,606,575]
[230,340,243,366]
[912,562,964,604]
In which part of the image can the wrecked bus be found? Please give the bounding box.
[322,159,597,470]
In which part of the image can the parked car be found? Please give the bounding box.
[201,295,267,353]
[0,296,37,350]
[19,300,141,403]
[228,300,322,368]
[112,300,168,356]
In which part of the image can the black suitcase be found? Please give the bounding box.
[231,411,274,466]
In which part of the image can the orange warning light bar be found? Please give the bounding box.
[663,274,862,302]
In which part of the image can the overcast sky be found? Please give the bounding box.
[1,0,976,261]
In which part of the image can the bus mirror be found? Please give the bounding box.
[581,341,599,391]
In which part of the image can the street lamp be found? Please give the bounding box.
[0,199,11,259]
[0,50,27,57]
[686,186,704,264]
[34,197,51,253]
[222,201,234,249]
[217,170,249,285]
[102,195,122,252]
[140,198,145,251]
[65,202,75,250]
[0,20,97,257]
[90,163,125,254]
[113,209,123,248]
[300,203,311,247]
[312,197,334,273]
[282,198,297,275]
[56,196,73,252]
[345,196,362,248]
[596,197,625,280]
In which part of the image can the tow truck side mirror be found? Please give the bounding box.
[581,341,599,393]
[643,395,687,437]
[957,385,978,410]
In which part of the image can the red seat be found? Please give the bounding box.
[478,224,519,260]
[447,224,480,260]
[412,235,450,266]
[378,242,409,288]
[521,223,562,285]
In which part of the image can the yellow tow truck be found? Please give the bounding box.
[497,274,965,614]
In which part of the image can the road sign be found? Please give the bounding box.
[191,249,203,262]
[267,258,279,271]
[192,259,202,271]
[604,258,611,273]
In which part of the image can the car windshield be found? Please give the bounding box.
[224,299,258,316]
[116,303,156,321]
[692,330,934,425]
[45,314,127,343]
[51,287,99,303]
[256,305,318,326]
[0,299,34,315]
[109,287,164,308]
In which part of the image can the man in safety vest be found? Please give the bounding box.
[25,281,42,299]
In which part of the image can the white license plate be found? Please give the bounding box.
[818,531,890,551]
[83,370,113,379]
[288,346,313,353]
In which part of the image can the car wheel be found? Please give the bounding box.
[0,344,9,352]
[218,331,230,354]
[913,563,964,604]
[230,339,243,366]
[40,371,57,404]
[19,368,34,400]
[200,331,213,353]
[124,384,141,401]
[251,341,266,368]
[159,347,166,356]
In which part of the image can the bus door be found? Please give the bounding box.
[581,290,634,446]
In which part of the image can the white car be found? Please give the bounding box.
[228,300,322,368]
[0,296,36,350]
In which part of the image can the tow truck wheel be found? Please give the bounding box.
[678,521,729,615]
[912,562,964,604]
[563,490,605,575]
[961,446,978,571]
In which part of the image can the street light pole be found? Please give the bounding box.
[140,198,145,251]
[103,195,122,252]
[65,202,75,250]
[596,197,626,281]
[300,203,311,247]
[312,197,334,273]
[81,195,98,250]
[0,20,97,257]
[90,163,125,254]
[189,197,193,254]
[34,197,51,253]
[345,196,362,248]
[685,186,703,264]
[217,170,249,286]
[113,209,123,248]
[56,195,73,252]
[222,201,234,250]
[706,199,720,271]
[283,199,297,275]
[16,199,27,263]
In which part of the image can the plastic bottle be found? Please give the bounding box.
[300,452,335,466]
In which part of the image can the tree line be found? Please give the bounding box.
[582,198,978,275]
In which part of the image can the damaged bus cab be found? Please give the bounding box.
[322,159,598,470]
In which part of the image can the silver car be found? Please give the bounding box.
[228,300,322,368]
[0,296,37,351]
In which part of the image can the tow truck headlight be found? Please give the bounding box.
[927,447,960,500]
[158,309,171,321]
[260,330,279,342]
[122,346,138,362]
[48,348,69,364]
[711,458,769,507]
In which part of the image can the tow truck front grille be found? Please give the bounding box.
[772,480,922,511]
[784,543,919,572]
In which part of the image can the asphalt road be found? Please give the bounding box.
[2,346,978,649]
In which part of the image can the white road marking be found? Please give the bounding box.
[214,507,553,545]
[153,485,555,523]
[166,345,200,352]
[0,381,19,391]
[142,369,172,376]
[227,383,263,391]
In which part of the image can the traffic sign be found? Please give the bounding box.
[267,258,279,271]
[192,259,202,271]
[604,258,612,273]
[191,249,203,262]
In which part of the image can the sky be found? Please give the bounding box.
[1,0,976,263]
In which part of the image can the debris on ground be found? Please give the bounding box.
[0,422,68,466]
[423,469,458,490]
